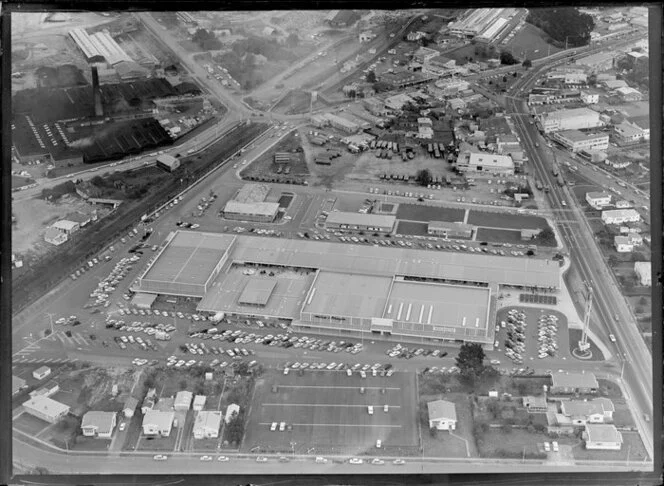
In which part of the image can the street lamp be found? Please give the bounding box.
[291,441,296,457]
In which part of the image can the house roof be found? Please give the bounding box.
[561,398,614,417]
[82,411,116,434]
[522,395,547,409]
[34,365,51,375]
[614,235,632,246]
[193,395,207,407]
[53,220,79,231]
[550,372,598,389]
[194,411,222,432]
[174,391,193,407]
[142,410,174,429]
[602,209,640,219]
[238,278,277,306]
[155,396,174,411]
[427,399,457,422]
[225,403,240,422]
[64,212,91,224]
[468,152,514,169]
[585,424,623,443]
[23,395,70,417]
[223,201,281,217]
[44,227,67,241]
[586,191,611,200]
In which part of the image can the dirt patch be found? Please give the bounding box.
[241,131,309,184]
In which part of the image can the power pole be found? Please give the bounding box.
[578,282,593,353]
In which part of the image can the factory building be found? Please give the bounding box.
[324,212,396,234]
[539,107,604,134]
[552,130,609,153]
[456,151,515,175]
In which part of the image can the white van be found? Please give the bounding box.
[368,406,374,415]
[270,422,278,431]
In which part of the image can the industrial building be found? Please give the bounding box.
[574,52,616,72]
[156,154,180,172]
[311,113,359,133]
[222,201,280,223]
[324,211,396,233]
[552,130,609,153]
[134,231,561,348]
[613,120,649,144]
[585,191,612,209]
[601,209,641,225]
[448,8,516,40]
[539,107,604,133]
[23,396,70,424]
[69,28,133,65]
[427,221,475,238]
[456,151,515,175]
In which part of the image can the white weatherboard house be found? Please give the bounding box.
[634,261,651,286]
[193,411,222,439]
[142,410,174,437]
[560,398,615,425]
[583,424,623,450]
[81,411,117,438]
[601,209,640,225]
[174,391,193,411]
[427,399,457,430]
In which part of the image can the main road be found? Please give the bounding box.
[504,47,653,457]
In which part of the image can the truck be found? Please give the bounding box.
[427,143,433,154]
[556,174,565,187]
[210,312,225,322]
[433,147,441,159]
[535,180,543,190]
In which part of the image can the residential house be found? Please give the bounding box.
[64,212,92,228]
[412,47,439,64]
[549,372,599,394]
[359,31,375,42]
[141,388,158,414]
[560,398,615,425]
[44,227,68,246]
[628,115,649,140]
[583,424,623,450]
[225,403,240,423]
[614,235,633,253]
[142,410,175,437]
[601,209,640,224]
[615,86,642,102]
[427,399,457,430]
[81,411,117,438]
[32,366,52,380]
[384,93,414,111]
[615,199,632,209]
[193,411,223,439]
[123,396,139,418]
[407,31,427,42]
[627,233,643,246]
[193,395,206,412]
[634,261,651,286]
[522,395,548,413]
[23,395,70,423]
[174,391,193,411]
[418,125,434,139]
[52,219,80,235]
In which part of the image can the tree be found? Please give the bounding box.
[607,255,618,267]
[416,169,433,187]
[226,410,245,444]
[372,81,392,93]
[179,379,188,391]
[499,50,519,65]
[366,70,377,83]
[534,227,556,246]
[65,330,72,337]
[639,296,648,306]
[455,342,486,383]
[44,328,52,336]
[522,59,532,69]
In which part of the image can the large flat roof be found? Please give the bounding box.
[137,231,235,296]
[325,211,396,228]
[230,236,560,288]
[302,272,393,319]
[223,201,280,217]
[384,281,490,329]
[238,278,278,306]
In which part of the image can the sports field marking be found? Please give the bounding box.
[277,385,402,391]
[262,403,402,408]
[259,422,402,428]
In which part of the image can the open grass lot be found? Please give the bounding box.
[467,210,548,231]
[396,221,429,237]
[476,227,523,245]
[242,370,419,456]
[504,23,561,61]
[612,400,636,428]
[137,433,177,452]
[272,90,312,115]
[420,392,478,458]
[478,428,573,457]
[14,413,51,437]
[572,431,649,462]
[70,436,111,451]
[567,329,604,362]
[396,204,465,224]
[12,175,35,188]
[191,437,220,452]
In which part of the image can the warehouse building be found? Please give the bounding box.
[324,211,396,234]
[23,396,70,424]
[222,201,280,223]
[156,154,180,172]
[456,151,514,175]
[601,209,641,224]
[552,130,609,153]
[136,231,561,348]
[574,52,616,72]
[427,221,475,238]
[539,107,604,133]
[585,191,612,209]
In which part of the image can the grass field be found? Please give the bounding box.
[395,221,429,236]
[504,24,562,61]
[14,413,51,437]
[396,204,466,224]
[467,210,548,231]
[242,370,419,456]
[478,428,571,457]
[475,227,524,245]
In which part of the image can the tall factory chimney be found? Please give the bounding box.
[91,65,103,117]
